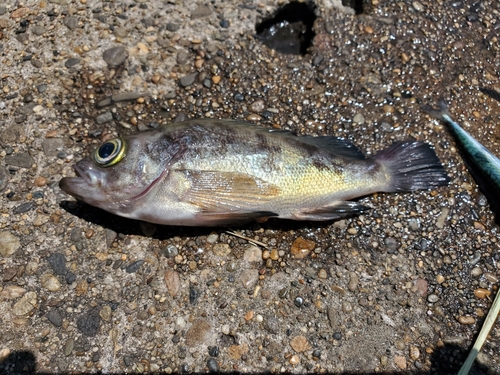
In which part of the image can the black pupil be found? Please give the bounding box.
[98,142,116,159]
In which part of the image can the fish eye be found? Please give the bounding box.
[93,138,126,167]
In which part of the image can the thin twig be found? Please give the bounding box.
[225,230,269,249]
[457,288,500,375]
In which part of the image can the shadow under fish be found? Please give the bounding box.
[423,100,500,224]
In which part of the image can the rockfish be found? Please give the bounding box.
[59,119,449,226]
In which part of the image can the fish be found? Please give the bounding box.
[423,100,500,220]
[59,119,449,226]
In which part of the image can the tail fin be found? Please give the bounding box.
[374,141,449,192]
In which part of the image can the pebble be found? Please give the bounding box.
[64,16,78,30]
[208,346,220,357]
[65,58,80,68]
[290,237,315,259]
[0,231,21,258]
[412,1,424,12]
[103,46,127,67]
[47,309,63,327]
[457,315,476,325]
[347,272,359,291]
[179,73,198,87]
[12,291,37,316]
[427,294,439,303]
[13,202,35,214]
[5,152,34,168]
[318,269,328,279]
[1,285,26,299]
[290,336,311,352]
[76,309,101,336]
[164,270,181,297]
[243,246,262,262]
[185,319,212,347]
[353,113,365,124]
[99,305,112,321]
[249,100,265,113]
[474,288,490,299]
[212,243,231,256]
[41,273,62,292]
[206,233,219,244]
[126,260,144,273]
[207,358,219,372]
[0,167,8,191]
[47,253,67,275]
[96,111,113,124]
[289,355,300,365]
[470,267,483,277]
[240,269,259,289]
[63,338,75,356]
[191,4,212,19]
[409,346,420,360]
[163,244,178,258]
[394,356,407,369]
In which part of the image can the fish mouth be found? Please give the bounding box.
[59,160,99,200]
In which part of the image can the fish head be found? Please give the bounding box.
[59,132,178,214]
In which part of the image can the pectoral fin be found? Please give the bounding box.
[179,170,281,213]
[293,201,371,221]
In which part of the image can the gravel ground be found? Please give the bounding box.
[0,0,499,374]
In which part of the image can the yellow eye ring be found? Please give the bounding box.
[93,138,126,167]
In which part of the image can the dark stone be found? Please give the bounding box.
[191,5,212,19]
[47,309,63,327]
[189,284,200,305]
[208,346,220,357]
[13,202,35,214]
[47,253,67,275]
[63,16,78,30]
[219,19,230,28]
[103,46,127,67]
[179,73,198,87]
[65,272,76,284]
[65,58,80,68]
[125,260,145,273]
[207,358,219,372]
[166,22,180,32]
[5,152,34,168]
[76,309,101,336]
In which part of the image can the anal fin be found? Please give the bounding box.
[293,201,371,221]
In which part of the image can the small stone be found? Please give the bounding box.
[470,267,483,277]
[0,231,21,258]
[246,113,262,122]
[113,26,127,38]
[166,22,180,32]
[228,344,249,360]
[99,305,112,321]
[436,274,445,284]
[409,346,420,360]
[243,246,262,262]
[290,237,315,259]
[191,4,212,19]
[47,309,63,327]
[412,1,424,12]
[12,291,37,316]
[103,46,127,67]
[64,16,78,30]
[41,274,61,292]
[289,355,300,365]
[126,260,144,273]
[32,25,46,36]
[164,270,181,297]
[76,309,101,336]
[212,243,231,256]
[63,338,75,356]
[427,294,439,303]
[474,288,491,299]
[13,202,35,214]
[414,278,428,297]
[211,75,221,84]
[457,315,476,325]
[1,286,26,299]
[179,73,198,87]
[208,346,220,357]
[206,233,218,244]
[347,272,359,291]
[34,176,47,187]
[207,358,219,372]
[240,269,259,289]
[318,269,328,279]
[5,152,34,168]
[290,336,311,353]
[249,100,265,113]
[353,113,365,124]
[394,355,407,369]
[185,319,212,347]
[47,253,67,275]
[96,111,113,124]
[65,58,80,68]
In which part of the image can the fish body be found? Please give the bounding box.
[59,119,448,226]
[424,101,500,192]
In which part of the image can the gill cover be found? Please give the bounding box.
[92,138,127,167]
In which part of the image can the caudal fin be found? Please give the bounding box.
[374,141,449,192]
